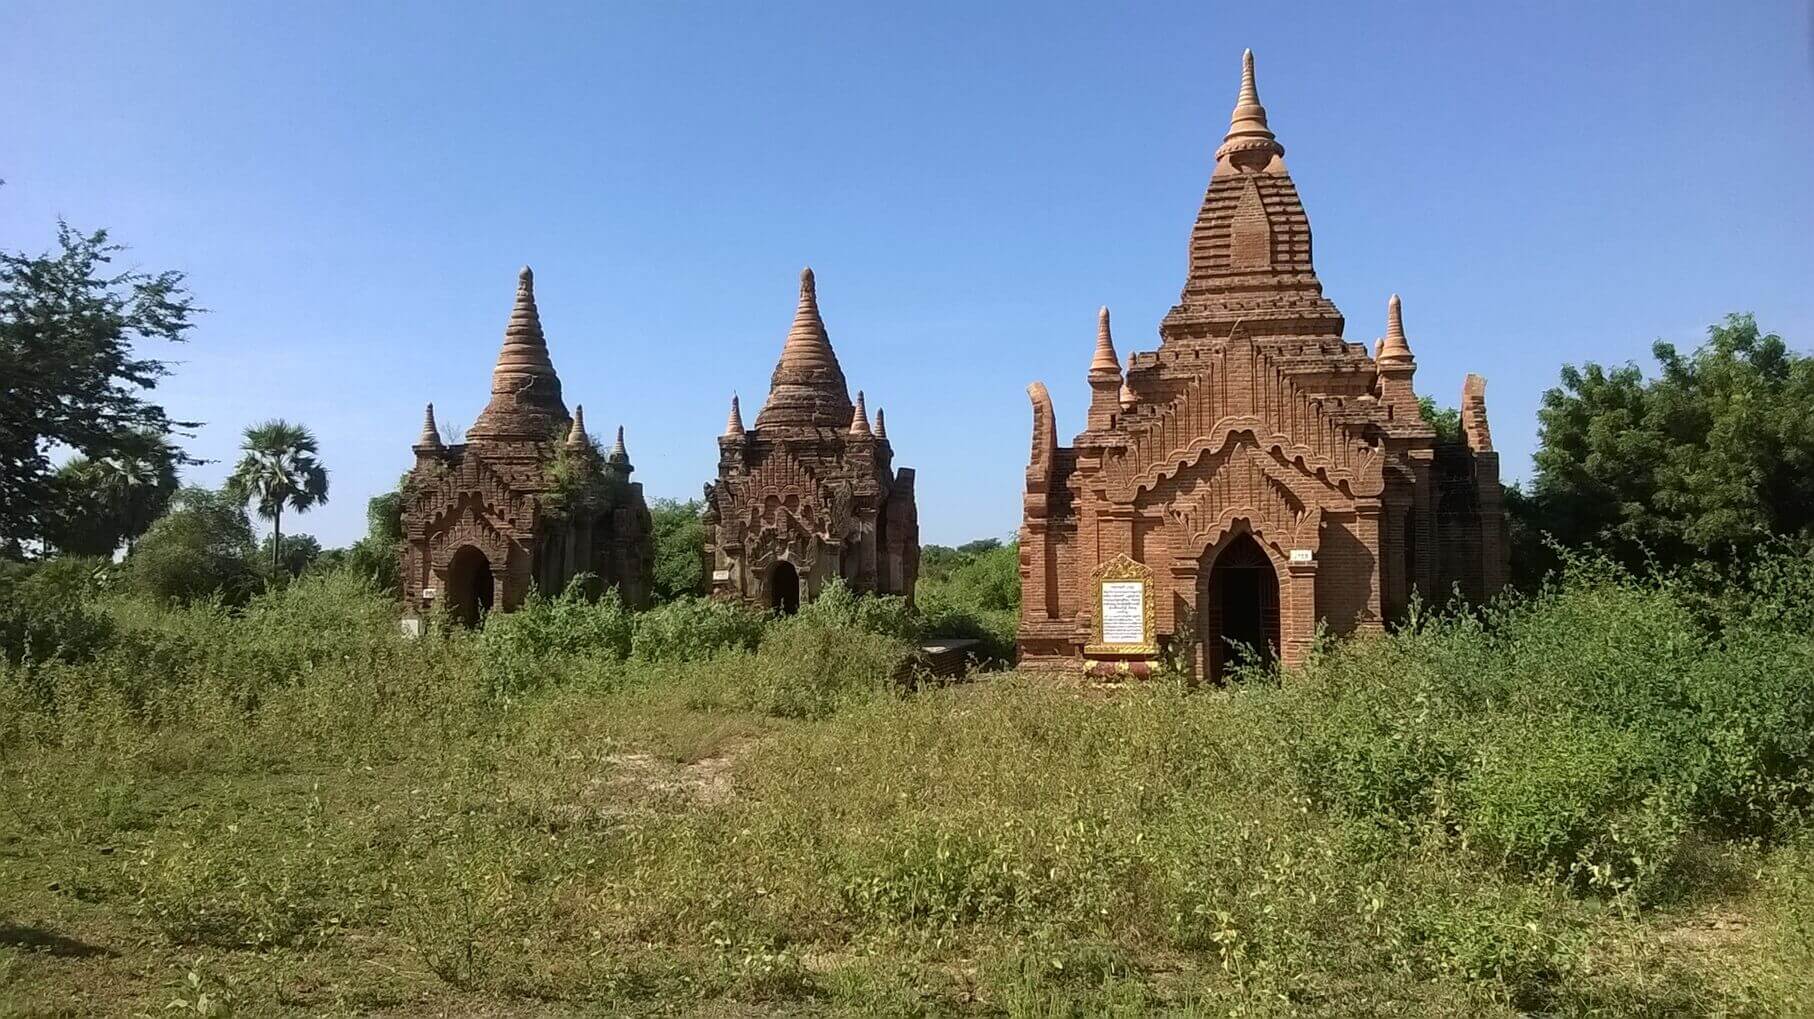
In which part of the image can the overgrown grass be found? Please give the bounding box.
[2,554,1812,1014]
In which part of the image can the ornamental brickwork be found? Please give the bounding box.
[704,268,919,611]
[401,267,653,623]
[1018,51,1507,678]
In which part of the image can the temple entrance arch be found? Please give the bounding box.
[769,561,801,615]
[1201,533,1280,682]
[446,545,495,626]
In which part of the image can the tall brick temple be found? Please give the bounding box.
[401,267,653,624]
[704,268,919,611]
[1018,51,1506,678]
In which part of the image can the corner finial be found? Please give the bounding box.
[723,392,744,438]
[416,402,443,448]
[1378,293,1414,365]
[1216,48,1284,170]
[566,405,588,447]
[874,406,887,438]
[607,425,630,464]
[1119,353,1139,410]
[1090,305,1120,375]
[850,390,873,436]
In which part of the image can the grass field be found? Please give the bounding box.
[3,560,1813,1016]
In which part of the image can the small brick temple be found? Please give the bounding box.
[703,268,920,612]
[1017,51,1507,679]
[401,267,653,624]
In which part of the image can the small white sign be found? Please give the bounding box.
[711,569,732,582]
[399,618,423,638]
[421,587,438,599]
[1289,549,1314,563]
[1099,580,1147,645]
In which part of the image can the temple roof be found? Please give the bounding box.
[468,266,571,443]
[755,267,854,430]
[1161,50,1345,346]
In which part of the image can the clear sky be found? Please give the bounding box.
[5,2,1812,548]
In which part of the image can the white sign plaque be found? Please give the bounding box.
[1289,548,1314,563]
[711,569,732,582]
[1099,581,1147,645]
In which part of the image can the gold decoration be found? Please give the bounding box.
[1085,553,1158,657]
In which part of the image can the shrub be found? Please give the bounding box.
[630,596,766,663]
[479,578,634,696]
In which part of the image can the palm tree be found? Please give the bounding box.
[46,430,181,556]
[225,420,330,572]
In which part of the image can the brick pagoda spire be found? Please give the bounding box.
[754,267,855,431]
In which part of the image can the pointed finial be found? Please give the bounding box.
[723,392,744,438]
[566,405,588,447]
[518,265,533,289]
[1119,353,1139,410]
[607,425,630,464]
[850,390,873,436]
[1216,49,1284,170]
[874,406,887,439]
[1090,305,1120,374]
[416,402,443,448]
[1378,293,1414,365]
[800,266,815,297]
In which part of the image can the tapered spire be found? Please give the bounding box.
[874,406,887,439]
[1377,293,1414,366]
[607,425,630,465]
[1090,306,1120,375]
[565,404,588,447]
[1119,353,1139,409]
[723,392,744,438]
[415,403,443,449]
[755,267,854,430]
[1215,49,1284,171]
[468,265,569,442]
[850,390,873,437]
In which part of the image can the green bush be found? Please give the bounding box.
[630,596,766,663]
[480,578,634,696]
[119,486,260,605]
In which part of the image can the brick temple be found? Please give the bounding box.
[401,267,653,623]
[703,268,919,611]
[1018,51,1506,678]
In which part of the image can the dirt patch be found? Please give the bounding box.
[1659,909,1754,953]
[605,742,749,807]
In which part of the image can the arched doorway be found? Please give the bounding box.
[769,561,801,615]
[446,545,495,626]
[1201,533,1280,682]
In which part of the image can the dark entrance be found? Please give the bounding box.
[1202,533,1280,682]
[770,561,801,615]
[447,545,495,626]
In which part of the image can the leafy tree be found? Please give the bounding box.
[224,420,330,573]
[0,222,199,553]
[121,486,258,604]
[260,532,322,577]
[1520,314,1814,574]
[649,498,706,601]
[1417,396,1463,444]
[40,430,182,556]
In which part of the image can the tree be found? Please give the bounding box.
[224,420,330,573]
[41,430,182,556]
[1417,396,1463,444]
[121,486,258,604]
[1,222,199,553]
[1520,314,1814,574]
[260,532,322,577]
[649,498,706,601]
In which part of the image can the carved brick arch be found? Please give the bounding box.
[429,499,516,573]
[1178,510,1306,567]
[1116,417,1382,503]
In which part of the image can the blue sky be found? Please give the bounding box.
[5,2,1811,548]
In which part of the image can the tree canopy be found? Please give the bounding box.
[225,420,330,571]
[1,223,198,554]
[1519,314,1814,573]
